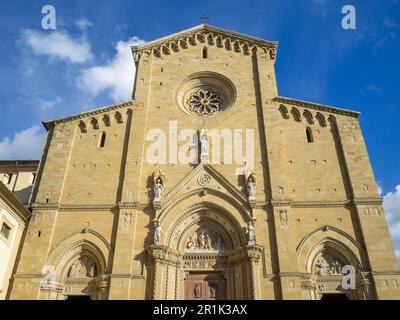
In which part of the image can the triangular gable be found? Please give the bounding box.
[159,163,250,211]
[132,24,278,61]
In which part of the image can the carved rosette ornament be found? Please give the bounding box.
[197,174,211,186]
[187,88,223,116]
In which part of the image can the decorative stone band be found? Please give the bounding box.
[43,100,139,130]
[31,198,369,213]
[132,25,277,61]
[353,198,383,206]
[273,97,360,118]
[147,244,264,267]
[30,202,149,212]
[271,199,352,208]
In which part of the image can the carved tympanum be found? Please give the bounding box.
[313,252,344,276]
[67,255,97,278]
[185,228,225,252]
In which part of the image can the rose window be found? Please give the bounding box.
[187,88,223,116]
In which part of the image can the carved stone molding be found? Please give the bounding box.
[132,24,277,60]
[273,97,360,118]
[291,200,350,208]
[353,198,383,206]
[147,245,182,267]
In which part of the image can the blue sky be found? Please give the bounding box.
[0,0,399,261]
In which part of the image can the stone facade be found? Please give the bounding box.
[7,24,400,300]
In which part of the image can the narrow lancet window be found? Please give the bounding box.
[202,47,208,59]
[306,127,314,143]
[100,132,106,148]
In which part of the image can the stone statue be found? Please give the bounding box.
[154,222,162,245]
[153,178,164,201]
[246,221,256,246]
[68,263,76,277]
[152,169,165,201]
[198,232,206,249]
[194,284,201,298]
[88,262,96,277]
[199,128,209,157]
[246,171,256,200]
[206,234,212,250]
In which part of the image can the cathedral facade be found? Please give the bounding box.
[8,24,400,300]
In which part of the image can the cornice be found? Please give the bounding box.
[353,198,383,206]
[291,200,351,208]
[273,96,360,118]
[31,202,147,212]
[270,199,351,208]
[132,24,278,60]
[42,100,136,130]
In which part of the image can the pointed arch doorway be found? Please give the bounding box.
[148,203,264,300]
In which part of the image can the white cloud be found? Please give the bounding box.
[39,96,62,111]
[21,29,93,64]
[383,185,400,264]
[77,37,145,102]
[0,126,46,160]
[366,84,383,95]
[75,19,93,31]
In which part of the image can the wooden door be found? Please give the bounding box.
[184,273,227,300]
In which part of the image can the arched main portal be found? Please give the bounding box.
[147,202,263,300]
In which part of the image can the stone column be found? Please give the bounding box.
[246,245,263,300]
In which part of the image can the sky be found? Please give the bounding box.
[0,0,399,263]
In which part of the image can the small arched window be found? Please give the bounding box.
[100,131,106,148]
[202,47,208,59]
[306,127,314,143]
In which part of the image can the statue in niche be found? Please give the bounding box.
[152,169,166,201]
[154,221,162,245]
[68,263,76,277]
[199,128,209,157]
[42,267,56,288]
[246,221,256,246]
[215,236,224,251]
[209,285,217,298]
[88,262,96,277]
[186,233,197,250]
[194,284,201,298]
[198,232,207,249]
[206,234,212,250]
[246,171,256,200]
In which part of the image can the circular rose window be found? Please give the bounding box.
[175,72,236,117]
